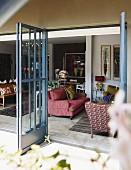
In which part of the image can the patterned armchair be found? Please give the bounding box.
[85,102,111,138]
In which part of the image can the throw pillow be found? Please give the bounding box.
[103,94,114,103]
[65,86,76,100]
[0,87,12,95]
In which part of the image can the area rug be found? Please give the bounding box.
[0,94,34,117]
[0,105,29,117]
[69,114,109,137]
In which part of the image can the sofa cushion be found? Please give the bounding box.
[0,87,12,95]
[77,95,90,103]
[50,87,67,100]
[68,99,84,111]
[65,85,77,99]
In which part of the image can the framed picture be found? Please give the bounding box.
[101,45,111,80]
[64,53,85,77]
[113,45,120,80]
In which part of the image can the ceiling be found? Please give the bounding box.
[0,26,120,45]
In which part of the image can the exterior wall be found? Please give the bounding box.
[0,0,130,101]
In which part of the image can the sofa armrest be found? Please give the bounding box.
[48,99,69,110]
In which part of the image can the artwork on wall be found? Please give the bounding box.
[113,45,120,80]
[64,53,85,77]
[101,45,111,80]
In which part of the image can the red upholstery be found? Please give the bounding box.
[85,102,111,137]
[50,87,67,100]
[48,87,90,118]
[68,99,84,111]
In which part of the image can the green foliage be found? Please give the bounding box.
[44,135,51,144]
[50,160,71,170]
[91,148,110,169]
[0,135,110,170]
[0,136,71,170]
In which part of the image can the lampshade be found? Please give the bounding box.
[95,76,104,82]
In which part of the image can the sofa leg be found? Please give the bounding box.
[70,116,72,120]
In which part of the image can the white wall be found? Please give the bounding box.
[0,43,16,79]
[92,34,120,92]
[85,36,92,99]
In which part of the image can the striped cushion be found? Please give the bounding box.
[65,86,76,99]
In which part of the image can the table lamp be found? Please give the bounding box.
[95,75,104,90]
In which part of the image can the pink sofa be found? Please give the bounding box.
[48,86,90,119]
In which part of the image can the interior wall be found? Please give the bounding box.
[53,43,86,77]
[92,34,120,93]
[48,44,54,80]
[0,43,16,80]
[0,0,130,101]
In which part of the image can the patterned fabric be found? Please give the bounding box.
[0,87,12,95]
[85,102,110,133]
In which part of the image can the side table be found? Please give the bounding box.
[93,88,104,103]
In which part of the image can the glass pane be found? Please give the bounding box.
[36,81,42,126]
[36,32,42,79]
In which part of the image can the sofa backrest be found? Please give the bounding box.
[0,83,16,95]
[48,87,67,100]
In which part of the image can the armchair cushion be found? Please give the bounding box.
[106,85,119,95]
[103,91,110,96]
[103,94,114,103]
[103,85,119,103]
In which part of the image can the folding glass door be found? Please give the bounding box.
[16,23,48,152]
[120,12,127,102]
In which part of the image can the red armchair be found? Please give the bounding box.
[85,102,111,138]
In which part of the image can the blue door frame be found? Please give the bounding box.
[16,23,48,152]
[120,12,127,102]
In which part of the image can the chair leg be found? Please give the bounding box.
[70,116,72,120]
[91,126,93,138]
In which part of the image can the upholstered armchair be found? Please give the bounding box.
[85,102,111,138]
[103,85,119,103]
